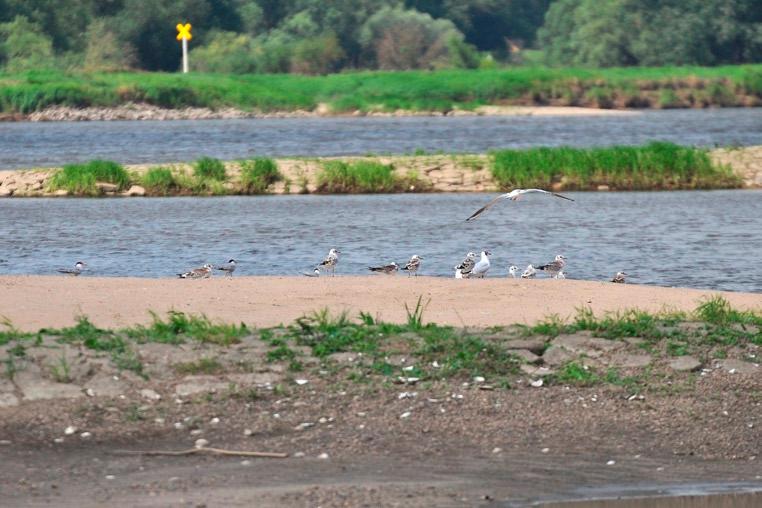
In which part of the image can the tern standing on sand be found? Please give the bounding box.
[455,252,477,279]
[178,264,213,279]
[508,265,519,278]
[612,272,627,283]
[58,261,86,276]
[521,264,536,279]
[465,189,574,222]
[537,255,567,279]
[369,262,399,274]
[216,259,237,277]
[470,251,492,278]
[401,255,423,276]
[317,248,340,276]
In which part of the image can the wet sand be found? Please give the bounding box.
[2,275,760,331]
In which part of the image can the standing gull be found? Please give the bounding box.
[611,272,627,283]
[521,264,536,279]
[317,248,340,276]
[368,262,399,275]
[508,265,520,278]
[454,252,477,279]
[536,255,567,279]
[401,255,423,276]
[216,259,237,277]
[58,261,86,276]
[470,250,492,278]
[465,189,574,222]
[178,264,213,279]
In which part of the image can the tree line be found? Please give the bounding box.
[0,0,759,74]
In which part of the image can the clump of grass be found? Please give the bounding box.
[316,160,403,193]
[49,159,130,195]
[193,156,226,181]
[240,157,282,194]
[141,166,177,195]
[125,311,249,346]
[173,357,224,375]
[490,142,741,191]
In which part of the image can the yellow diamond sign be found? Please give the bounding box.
[176,23,192,41]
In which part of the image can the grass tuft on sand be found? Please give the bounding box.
[48,159,130,195]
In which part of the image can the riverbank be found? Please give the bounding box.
[1,283,760,506]
[1,66,761,119]
[1,145,759,197]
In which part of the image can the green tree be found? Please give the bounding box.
[83,18,135,71]
[290,32,345,74]
[0,15,55,71]
[189,30,256,73]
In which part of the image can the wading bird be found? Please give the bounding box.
[317,248,340,276]
[455,252,477,279]
[178,264,212,279]
[401,255,423,276]
[611,272,627,283]
[536,255,567,279]
[216,259,237,277]
[58,261,86,276]
[368,262,399,275]
[470,251,492,278]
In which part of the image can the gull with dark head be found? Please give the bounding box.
[611,272,627,283]
[508,265,520,278]
[470,250,492,278]
[58,261,86,276]
[401,255,423,276]
[317,248,340,276]
[465,189,574,222]
[521,264,536,279]
[536,254,567,279]
[454,251,477,279]
[216,259,237,277]
[369,262,399,275]
[178,263,213,279]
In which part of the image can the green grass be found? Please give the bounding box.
[240,157,282,194]
[140,166,177,195]
[125,311,249,346]
[315,160,426,193]
[2,65,760,115]
[193,156,226,181]
[490,142,742,191]
[48,159,130,195]
[173,357,224,375]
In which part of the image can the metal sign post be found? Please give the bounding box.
[176,23,192,73]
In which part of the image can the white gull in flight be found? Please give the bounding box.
[465,189,574,222]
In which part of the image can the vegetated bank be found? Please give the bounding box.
[0,65,761,119]
[0,143,754,198]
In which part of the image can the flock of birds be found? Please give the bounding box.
[54,189,628,283]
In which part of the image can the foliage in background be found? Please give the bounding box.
[490,142,742,191]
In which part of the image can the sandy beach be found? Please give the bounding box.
[2,275,760,331]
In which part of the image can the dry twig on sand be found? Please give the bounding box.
[112,447,288,458]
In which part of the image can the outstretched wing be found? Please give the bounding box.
[465,194,508,222]
[520,189,574,201]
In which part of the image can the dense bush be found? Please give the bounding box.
[240,158,282,194]
[193,157,226,181]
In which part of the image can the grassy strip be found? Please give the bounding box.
[491,142,742,190]
[315,160,429,193]
[48,159,130,195]
[1,66,761,115]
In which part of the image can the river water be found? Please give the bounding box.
[1,108,761,169]
[0,190,760,292]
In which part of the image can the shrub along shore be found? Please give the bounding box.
[0,143,756,198]
[0,65,761,118]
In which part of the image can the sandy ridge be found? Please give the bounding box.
[1,276,760,332]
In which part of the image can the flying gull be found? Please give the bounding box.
[521,264,536,279]
[611,272,627,283]
[465,189,574,222]
[317,248,340,276]
[454,251,477,279]
[369,262,399,275]
[178,263,213,279]
[470,250,492,278]
[57,261,86,276]
[401,255,423,276]
[536,254,567,279]
[216,259,237,277]
[508,265,520,278]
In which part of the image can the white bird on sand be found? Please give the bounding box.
[470,251,492,278]
[611,272,627,283]
[58,261,86,276]
[216,259,237,277]
[536,254,567,279]
[465,189,574,222]
[369,262,399,275]
[557,271,566,279]
[454,252,477,279]
[521,264,536,279]
[508,265,520,278]
[178,263,213,279]
[401,255,423,276]
[317,248,340,276]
